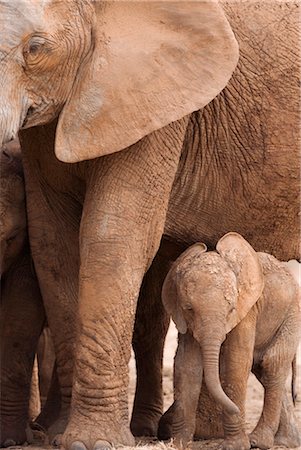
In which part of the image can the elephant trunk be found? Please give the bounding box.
[198,339,239,415]
[0,66,30,147]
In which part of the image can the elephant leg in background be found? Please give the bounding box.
[37,327,56,406]
[274,389,301,448]
[21,127,82,444]
[218,312,257,450]
[158,332,203,446]
[250,328,301,449]
[0,255,45,446]
[131,248,171,437]
[32,363,61,433]
[194,382,224,439]
[62,121,188,449]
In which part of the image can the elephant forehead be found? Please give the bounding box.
[0,0,82,53]
[0,2,45,54]
[0,0,50,21]
[175,252,225,276]
[175,252,235,289]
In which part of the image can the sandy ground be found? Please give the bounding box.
[2,262,300,450]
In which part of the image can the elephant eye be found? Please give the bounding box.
[23,36,47,59]
[183,303,193,311]
[29,43,42,55]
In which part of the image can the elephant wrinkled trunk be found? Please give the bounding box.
[198,340,239,416]
[0,81,30,147]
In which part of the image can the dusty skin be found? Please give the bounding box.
[1,324,300,450]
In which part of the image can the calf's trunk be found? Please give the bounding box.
[199,341,239,415]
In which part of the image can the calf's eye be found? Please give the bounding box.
[183,303,193,311]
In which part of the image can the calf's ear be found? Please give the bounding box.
[216,232,264,331]
[162,270,187,335]
[162,242,207,334]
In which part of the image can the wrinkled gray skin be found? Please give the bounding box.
[0,144,45,445]
[0,1,299,449]
[159,233,301,450]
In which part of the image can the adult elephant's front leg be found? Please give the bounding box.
[63,121,188,450]
[21,124,83,444]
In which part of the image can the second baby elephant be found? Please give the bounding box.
[159,232,301,450]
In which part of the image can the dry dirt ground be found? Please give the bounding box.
[2,263,300,450]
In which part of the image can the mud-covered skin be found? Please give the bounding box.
[0,1,299,448]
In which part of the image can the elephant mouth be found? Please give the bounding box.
[21,100,59,130]
[21,105,38,129]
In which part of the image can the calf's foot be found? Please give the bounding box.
[221,432,250,450]
[274,396,301,449]
[274,424,301,448]
[157,401,194,446]
[249,426,274,449]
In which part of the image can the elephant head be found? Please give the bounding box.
[0,0,239,159]
[162,232,264,415]
[0,143,26,276]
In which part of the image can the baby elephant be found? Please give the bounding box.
[159,232,301,450]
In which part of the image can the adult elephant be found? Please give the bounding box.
[0,1,299,449]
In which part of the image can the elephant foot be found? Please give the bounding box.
[249,427,274,449]
[62,416,135,450]
[274,399,301,448]
[157,401,194,446]
[0,424,32,447]
[221,432,250,450]
[48,414,69,446]
[158,402,178,440]
[130,408,162,437]
[33,402,60,432]
[274,425,301,448]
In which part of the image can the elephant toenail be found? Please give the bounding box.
[3,439,16,447]
[93,440,112,450]
[71,441,88,450]
[52,434,63,447]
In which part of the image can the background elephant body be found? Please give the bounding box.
[0,0,299,448]
[166,1,300,261]
[159,233,301,450]
[0,144,59,445]
[0,145,45,445]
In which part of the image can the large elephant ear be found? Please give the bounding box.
[162,242,207,334]
[55,1,239,163]
[216,232,264,332]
